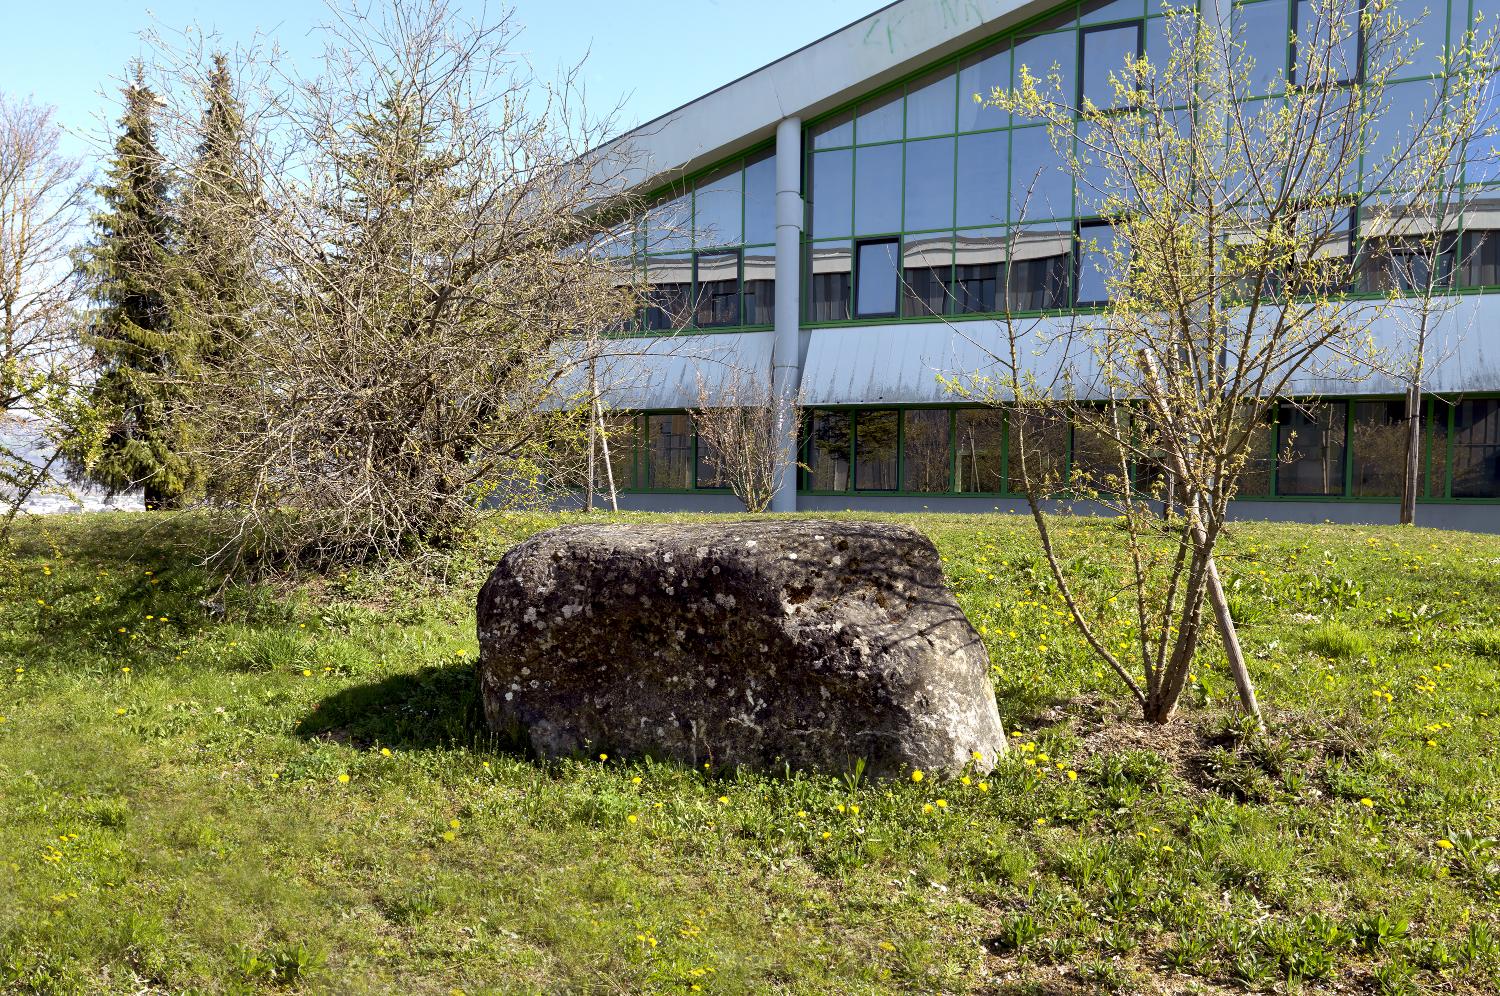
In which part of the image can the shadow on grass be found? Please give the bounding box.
[296,663,521,755]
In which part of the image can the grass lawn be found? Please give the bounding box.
[0,511,1497,995]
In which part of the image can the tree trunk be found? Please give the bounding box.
[1401,382,1421,525]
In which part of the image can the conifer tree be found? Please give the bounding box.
[73,64,198,508]
[178,53,256,375]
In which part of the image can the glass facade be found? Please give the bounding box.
[591,0,1500,517]
[596,396,1497,503]
[614,0,1500,332]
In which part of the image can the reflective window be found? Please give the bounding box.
[604,414,637,491]
[1453,398,1500,498]
[1010,127,1073,221]
[647,413,694,489]
[1233,1,1289,95]
[1081,0,1144,25]
[904,410,953,491]
[1079,22,1144,110]
[805,410,851,490]
[1014,31,1077,112]
[808,242,852,321]
[856,91,904,144]
[695,428,727,489]
[956,130,1009,227]
[1072,407,1126,491]
[958,43,1010,132]
[744,151,777,245]
[1466,228,1500,285]
[1351,400,1407,496]
[954,229,1007,313]
[856,410,899,490]
[904,137,956,231]
[644,255,692,330]
[1357,233,1456,293]
[1009,225,1073,309]
[694,166,742,247]
[855,143,903,234]
[1234,408,1276,496]
[1293,0,1362,86]
[1277,401,1348,495]
[694,251,740,328]
[956,408,1005,492]
[855,239,901,317]
[810,149,853,238]
[907,68,958,138]
[1427,398,1451,497]
[1394,0,1447,77]
[1008,409,1070,493]
[811,112,853,150]
[902,236,952,317]
[1365,80,1441,188]
[1076,219,1128,305]
[646,192,692,252]
[743,250,775,325]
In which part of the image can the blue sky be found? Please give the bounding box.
[1,1,875,162]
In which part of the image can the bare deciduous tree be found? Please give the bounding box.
[143,0,641,567]
[691,366,801,512]
[0,93,97,534]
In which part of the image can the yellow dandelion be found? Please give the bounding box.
[380,748,392,757]
[627,814,638,824]
[337,773,350,784]
[911,769,924,782]
[1359,797,1374,808]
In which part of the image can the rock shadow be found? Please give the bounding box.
[296,663,515,754]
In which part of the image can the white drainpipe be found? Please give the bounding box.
[771,115,803,513]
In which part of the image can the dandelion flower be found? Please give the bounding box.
[1066,770,1077,781]
[632,776,642,785]
[934,799,948,808]
[717,795,730,805]
[978,782,989,793]
[922,803,934,813]
[380,748,392,757]
[337,773,350,784]
[1436,839,1454,849]
[598,753,608,761]
[911,769,924,782]
[1359,797,1374,807]
[449,819,461,829]
[627,814,638,824]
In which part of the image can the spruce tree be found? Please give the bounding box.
[73,64,198,508]
[179,53,256,375]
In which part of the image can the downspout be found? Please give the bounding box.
[771,115,804,513]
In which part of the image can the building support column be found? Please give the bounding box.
[771,115,803,513]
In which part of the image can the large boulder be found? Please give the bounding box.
[475,519,1006,777]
